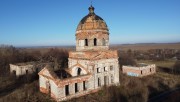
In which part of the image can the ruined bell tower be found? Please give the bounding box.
[69,4,120,89]
[76,5,109,51]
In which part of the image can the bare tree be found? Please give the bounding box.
[173,60,180,74]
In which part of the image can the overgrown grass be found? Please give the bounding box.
[0,81,54,102]
[137,60,176,68]
[0,60,180,102]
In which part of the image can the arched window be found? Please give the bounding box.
[85,39,88,46]
[102,38,106,46]
[94,38,97,46]
[77,68,81,75]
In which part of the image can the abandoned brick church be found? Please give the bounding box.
[38,5,120,101]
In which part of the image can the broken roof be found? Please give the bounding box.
[38,65,92,87]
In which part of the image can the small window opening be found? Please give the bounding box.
[104,67,108,72]
[85,39,88,46]
[75,83,78,93]
[97,68,100,73]
[98,78,101,87]
[83,81,86,90]
[13,70,16,76]
[77,68,81,75]
[26,70,28,75]
[94,38,97,46]
[65,85,69,96]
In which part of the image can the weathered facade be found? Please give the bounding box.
[10,62,51,77]
[39,5,120,101]
[122,63,156,77]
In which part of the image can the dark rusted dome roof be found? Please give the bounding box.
[76,5,109,31]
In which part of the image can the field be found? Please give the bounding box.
[137,60,177,73]
[19,46,75,54]
[111,43,180,51]
[18,43,180,53]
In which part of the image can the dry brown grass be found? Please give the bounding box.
[20,47,75,54]
[137,60,176,68]
[111,43,180,51]
[0,81,54,102]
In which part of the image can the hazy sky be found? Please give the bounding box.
[0,0,180,47]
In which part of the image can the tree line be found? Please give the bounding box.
[0,45,69,77]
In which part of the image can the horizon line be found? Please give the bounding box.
[4,42,178,48]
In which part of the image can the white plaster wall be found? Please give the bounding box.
[69,58,119,90]
[57,87,65,99]
[39,75,47,88]
[50,80,58,98]
[10,64,34,76]
[88,77,94,90]
[69,84,75,95]
[78,40,84,47]
[10,64,17,73]
[93,58,120,88]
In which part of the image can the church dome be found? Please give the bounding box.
[75,5,110,51]
[76,5,109,31]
